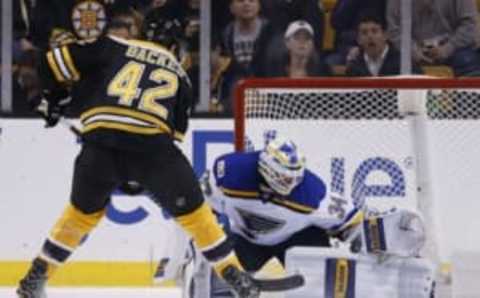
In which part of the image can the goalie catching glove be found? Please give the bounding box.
[361,207,426,258]
[29,88,71,128]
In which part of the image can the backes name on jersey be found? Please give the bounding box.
[125,45,187,79]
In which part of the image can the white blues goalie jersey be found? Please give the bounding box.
[205,152,361,246]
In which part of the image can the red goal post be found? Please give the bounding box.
[233,77,480,269]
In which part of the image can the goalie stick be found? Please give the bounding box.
[252,273,305,292]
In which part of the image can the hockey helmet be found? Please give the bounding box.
[258,138,306,195]
[142,9,184,48]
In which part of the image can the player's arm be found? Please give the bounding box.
[172,75,194,142]
[33,38,107,126]
[37,38,106,91]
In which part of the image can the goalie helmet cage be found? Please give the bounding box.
[233,77,480,286]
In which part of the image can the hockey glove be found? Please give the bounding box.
[30,89,71,128]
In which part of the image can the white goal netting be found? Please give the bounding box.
[234,78,480,270]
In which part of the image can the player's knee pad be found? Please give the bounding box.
[42,203,106,264]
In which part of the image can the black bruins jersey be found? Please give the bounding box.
[39,35,193,151]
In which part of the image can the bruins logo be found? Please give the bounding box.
[71,1,107,40]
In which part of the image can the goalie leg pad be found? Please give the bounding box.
[285,247,434,298]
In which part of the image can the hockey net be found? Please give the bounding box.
[234,77,480,279]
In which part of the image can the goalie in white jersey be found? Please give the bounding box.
[165,136,433,297]
[201,137,363,273]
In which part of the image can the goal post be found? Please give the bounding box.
[233,77,480,290]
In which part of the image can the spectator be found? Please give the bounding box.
[346,14,422,76]
[222,0,271,78]
[107,7,143,39]
[327,0,385,67]
[11,0,37,115]
[387,0,480,76]
[253,0,324,76]
[188,34,235,115]
[261,0,324,50]
[267,20,331,77]
[12,50,40,115]
[180,0,201,67]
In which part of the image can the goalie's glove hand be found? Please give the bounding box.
[30,89,71,128]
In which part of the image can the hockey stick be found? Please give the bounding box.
[58,117,82,138]
[252,273,305,292]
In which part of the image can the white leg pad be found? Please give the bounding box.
[285,247,434,298]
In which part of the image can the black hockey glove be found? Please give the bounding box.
[30,89,71,128]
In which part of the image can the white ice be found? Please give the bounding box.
[0,287,182,298]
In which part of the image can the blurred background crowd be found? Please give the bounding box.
[2,0,480,117]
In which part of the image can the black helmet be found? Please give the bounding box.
[142,9,184,48]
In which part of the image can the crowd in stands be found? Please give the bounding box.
[4,0,480,117]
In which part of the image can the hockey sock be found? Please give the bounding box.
[38,203,106,276]
[175,202,243,276]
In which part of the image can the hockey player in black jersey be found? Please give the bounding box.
[16,12,260,298]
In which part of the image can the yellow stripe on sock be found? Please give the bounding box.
[175,202,226,250]
[50,204,106,248]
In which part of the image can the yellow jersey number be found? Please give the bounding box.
[107,61,178,119]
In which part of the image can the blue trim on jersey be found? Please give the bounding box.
[213,152,326,210]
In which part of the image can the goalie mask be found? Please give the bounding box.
[258,138,306,195]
